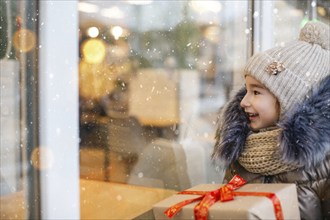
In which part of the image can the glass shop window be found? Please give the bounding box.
[1,1,39,219]
[272,0,329,44]
[253,0,330,52]
[78,1,249,219]
[78,0,329,218]
[0,0,329,219]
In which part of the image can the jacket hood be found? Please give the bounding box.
[213,75,330,169]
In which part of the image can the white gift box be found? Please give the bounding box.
[153,183,300,220]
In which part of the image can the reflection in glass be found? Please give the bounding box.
[78,0,329,219]
[78,1,248,218]
[13,28,37,53]
[82,38,106,64]
[1,0,39,219]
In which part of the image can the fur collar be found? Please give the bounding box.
[213,75,330,169]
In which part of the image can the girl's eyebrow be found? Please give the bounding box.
[249,83,265,89]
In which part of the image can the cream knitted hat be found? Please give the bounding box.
[244,21,330,117]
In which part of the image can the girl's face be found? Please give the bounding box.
[240,75,280,132]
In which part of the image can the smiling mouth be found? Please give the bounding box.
[246,112,258,121]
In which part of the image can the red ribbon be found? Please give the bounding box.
[164,175,284,220]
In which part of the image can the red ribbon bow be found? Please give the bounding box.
[164,175,284,220]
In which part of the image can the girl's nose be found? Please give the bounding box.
[240,94,250,108]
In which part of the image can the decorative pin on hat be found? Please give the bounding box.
[265,61,286,75]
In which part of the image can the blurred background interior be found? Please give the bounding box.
[1,0,329,219]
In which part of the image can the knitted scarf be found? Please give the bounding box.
[238,128,301,175]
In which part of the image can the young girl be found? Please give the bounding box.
[212,21,330,220]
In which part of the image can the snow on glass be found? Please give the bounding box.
[0,2,260,212]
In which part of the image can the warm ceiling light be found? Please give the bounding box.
[111,26,123,40]
[87,27,99,38]
[78,2,99,13]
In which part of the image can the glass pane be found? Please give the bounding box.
[78,1,248,219]
[273,0,330,45]
[0,0,39,219]
[273,0,308,44]
[78,0,329,219]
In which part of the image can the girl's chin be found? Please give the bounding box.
[248,123,261,132]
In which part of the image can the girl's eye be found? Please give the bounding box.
[253,90,260,95]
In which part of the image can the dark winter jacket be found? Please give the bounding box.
[213,75,330,220]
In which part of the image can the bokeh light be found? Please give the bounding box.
[30,147,54,170]
[13,28,37,52]
[82,38,106,64]
[111,26,123,40]
[87,27,100,38]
